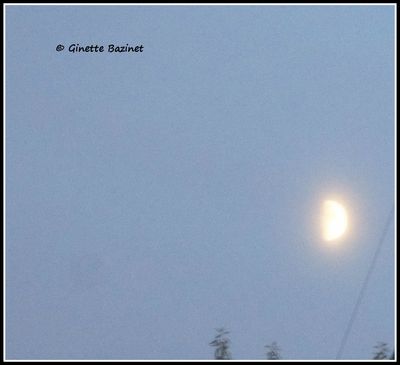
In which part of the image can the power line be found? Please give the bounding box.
[336,204,395,359]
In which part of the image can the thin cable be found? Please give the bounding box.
[336,204,394,359]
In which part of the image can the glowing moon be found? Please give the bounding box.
[322,200,348,241]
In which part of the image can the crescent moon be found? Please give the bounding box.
[322,200,348,242]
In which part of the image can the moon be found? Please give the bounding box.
[322,200,348,242]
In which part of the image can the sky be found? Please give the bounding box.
[5,5,395,360]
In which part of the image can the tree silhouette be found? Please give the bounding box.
[265,341,281,360]
[373,342,390,360]
[209,327,232,360]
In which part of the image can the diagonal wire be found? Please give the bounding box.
[336,204,395,359]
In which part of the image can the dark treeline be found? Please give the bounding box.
[209,328,394,360]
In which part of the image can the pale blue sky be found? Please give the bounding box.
[6,5,394,360]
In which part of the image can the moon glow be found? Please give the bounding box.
[322,200,348,242]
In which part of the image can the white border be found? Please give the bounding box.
[0,3,397,7]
